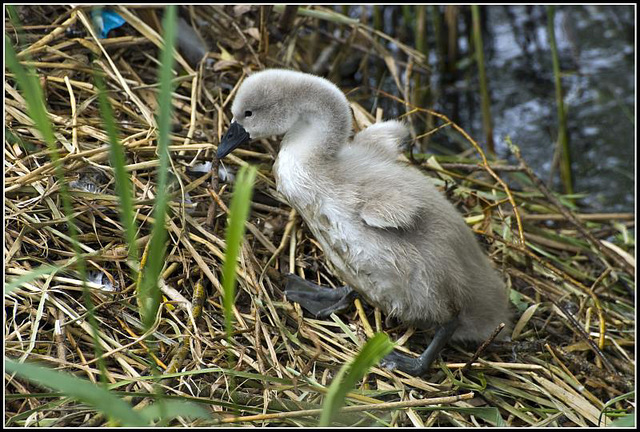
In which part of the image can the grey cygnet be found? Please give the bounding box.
[218,69,511,376]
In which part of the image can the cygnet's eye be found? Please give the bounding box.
[244,110,253,118]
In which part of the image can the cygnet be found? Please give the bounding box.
[218,69,511,376]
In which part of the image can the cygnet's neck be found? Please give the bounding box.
[279,85,352,165]
[275,111,350,205]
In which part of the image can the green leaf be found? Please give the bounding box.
[5,359,146,426]
[447,407,504,427]
[138,400,211,423]
[599,391,635,426]
[138,5,178,329]
[608,413,635,428]
[510,288,530,313]
[6,29,107,381]
[319,333,395,426]
[221,165,258,341]
[94,71,139,267]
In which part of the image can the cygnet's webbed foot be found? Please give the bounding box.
[380,351,431,376]
[284,274,356,319]
[381,317,459,377]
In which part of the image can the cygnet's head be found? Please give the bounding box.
[217,69,350,158]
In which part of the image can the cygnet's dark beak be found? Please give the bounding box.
[217,121,250,158]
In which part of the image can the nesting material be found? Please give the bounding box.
[4,5,635,427]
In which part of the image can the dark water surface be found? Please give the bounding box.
[342,5,635,213]
[484,5,635,212]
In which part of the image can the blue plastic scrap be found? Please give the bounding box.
[92,8,126,39]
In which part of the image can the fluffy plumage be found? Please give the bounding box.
[225,68,511,343]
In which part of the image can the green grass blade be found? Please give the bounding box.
[138,400,211,424]
[471,5,495,155]
[608,413,635,428]
[5,31,107,382]
[5,34,57,168]
[599,390,635,426]
[94,71,139,268]
[319,332,395,426]
[5,359,146,426]
[137,5,178,329]
[547,5,573,196]
[221,165,258,341]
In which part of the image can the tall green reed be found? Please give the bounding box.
[547,6,573,196]
[136,5,178,330]
[94,71,139,269]
[219,164,257,408]
[5,13,108,383]
[221,165,258,344]
[471,5,495,155]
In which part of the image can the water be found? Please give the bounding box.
[342,5,635,213]
[483,5,635,212]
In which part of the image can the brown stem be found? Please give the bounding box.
[461,322,505,373]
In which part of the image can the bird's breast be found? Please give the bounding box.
[274,157,363,272]
[274,149,316,206]
[273,152,405,313]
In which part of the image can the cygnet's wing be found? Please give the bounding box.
[351,120,409,160]
[345,120,424,230]
[357,164,427,230]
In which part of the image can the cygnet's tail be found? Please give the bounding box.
[352,120,410,160]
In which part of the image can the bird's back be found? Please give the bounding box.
[277,121,511,342]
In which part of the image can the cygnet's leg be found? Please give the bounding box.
[381,317,459,376]
[284,274,356,319]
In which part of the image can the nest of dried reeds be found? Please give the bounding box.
[5,5,635,427]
